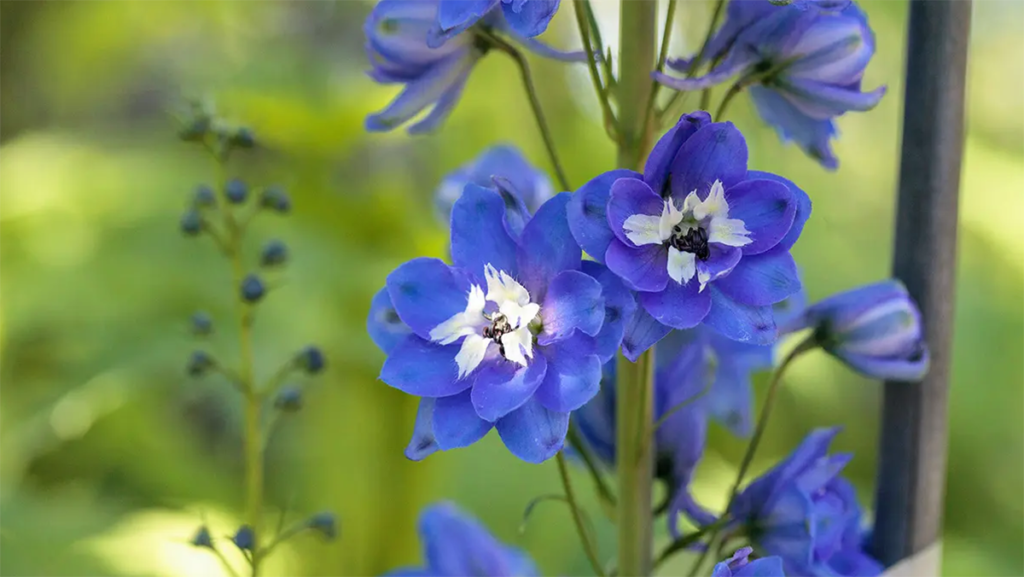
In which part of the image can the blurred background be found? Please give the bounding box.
[1,1,1021,575]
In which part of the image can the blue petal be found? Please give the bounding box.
[366,53,475,132]
[652,51,752,92]
[834,347,930,382]
[712,562,733,577]
[644,111,712,196]
[512,34,588,62]
[782,280,908,334]
[621,306,673,361]
[405,397,440,461]
[668,123,749,204]
[777,76,886,119]
[749,86,838,169]
[539,270,605,345]
[471,355,548,421]
[795,453,853,495]
[567,169,641,262]
[639,279,713,330]
[581,260,637,362]
[380,336,469,397]
[703,287,777,345]
[387,257,474,340]
[724,179,796,255]
[500,0,559,38]
[734,557,785,577]
[451,184,520,280]
[747,170,812,250]
[706,357,755,437]
[606,242,669,293]
[760,487,815,566]
[420,502,509,575]
[433,389,494,450]
[407,65,473,134]
[495,395,569,463]
[821,550,884,577]
[716,247,801,307]
[437,0,497,32]
[607,177,664,247]
[368,287,414,354]
[697,244,744,283]
[517,192,580,297]
[534,337,602,412]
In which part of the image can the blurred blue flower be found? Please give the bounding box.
[568,112,809,356]
[781,279,929,381]
[299,345,326,374]
[190,311,213,336]
[260,239,289,267]
[721,428,883,576]
[380,187,606,463]
[434,145,555,229]
[187,350,214,377]
[653,0,884,169]
[241,274,266,303]
[365,0,585,134]
[231,525,255,552]
[307,511,339,540]
[713,547,786,577]
[260,186,291,213]
[180,209,203,236]
[274,385,303,412]
[382,502,538,577]
[189,525,213,549]
[225,178,248,204]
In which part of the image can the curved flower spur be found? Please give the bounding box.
[379,185,608,463]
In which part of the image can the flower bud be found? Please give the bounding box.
[190,525,214,548]
[191,311,213,336]
[274,386,303,412]
[187,350,214,377]
[260,186,291,214]
[260,240,288,267]
[225,179,248,204]
[178,116,211,142]
[781,280,929,381]
[231,525,255,551]
[193,185,216,208]
[298,345,325,374]
[241,274,266,303]
[230,127,256,149]
[306,511,338,540]
[180,210,202,236]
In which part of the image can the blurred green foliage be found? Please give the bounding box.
[1,1,1021,576]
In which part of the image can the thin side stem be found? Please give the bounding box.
[556,452,607,577]
[482,31,572,191]
[640,0,679,152]
[686,336,817,576]
[714,83,744,121]
[654,514,731,569]
[657,0,726,120]
[210,544,241,577]
[567,424,618,510]
[573,0,618,138]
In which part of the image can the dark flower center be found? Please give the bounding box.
[670,225,710,261]
[482,313,512,356]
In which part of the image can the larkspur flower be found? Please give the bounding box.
[430,0,560,48]
[379,186,608,463]
[713,547,786,577]
[781,279,929,381]
[568,112,810,356]
[382,502,539,577]
[365,0,584,134]
[688,428,883,577]
[653,0,884,169]
[434,145,555,228]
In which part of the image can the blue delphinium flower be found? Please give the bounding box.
[430,0,560,48]
[379,186,607,463]
[568,111,809,355]
[653,0,884,169]
[713,547,786,577]
[434,145,555,227]
[383,502,539,577]
[365,0,584,134]
[780,279,929,381]
[696,428,883,576]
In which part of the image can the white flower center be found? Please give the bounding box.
[428,264,540,379]
[622,180,751,290]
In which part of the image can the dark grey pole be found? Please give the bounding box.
[870,0,972,568]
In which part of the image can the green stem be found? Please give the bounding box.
[573,0,618,138]
[653,514,731,569]
[615,349,656,577]
[556,452,607,577]
[615,0,658,171]
[686,336,817,576]
[210,544,241,577]
[657,0,726,120]
[482,30,572,191]
[714,83,744,121]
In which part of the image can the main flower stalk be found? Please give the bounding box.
[615,1,658,575]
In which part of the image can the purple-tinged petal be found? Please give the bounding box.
[437,0,497,32]
[606,242,670,293]
[668,123,749,203]
[381,336,470,397]
[470,355,548,421]
[404,398,440,461]
[644,111,713,195]
[500,0,559,38]
[777,77,886,119]
[621,306,673,361]
[506,29,588,62]
[716,247,801,307]
[366,53,475,132]
[759,487,816,565]
[639,280,712,330]
[539,270,605,345]
[697,244,744,284]
[834,348,931,382]
[749,86,838,170]
[420,502,510,575]
[368,287,413,355]
[821,550,884,577]
[535,337,602,412]
[795,453,853,496]
[712,561,732,577]
[407,64,473,134]
[780,280,908,334]
[581,261,637,362]
[724,179,796,255]
[607,177,665,247]
[495,395,569,463]
[517,193,580,297]
[734,556,785,577]
[567,169,641,262]
[451,184,519,280]
[653,51,753,92]
[387,257,473,340]
[747,170,812,250]
[703,287,777,345]
[432,389,494,450]
[707,359,755,437]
